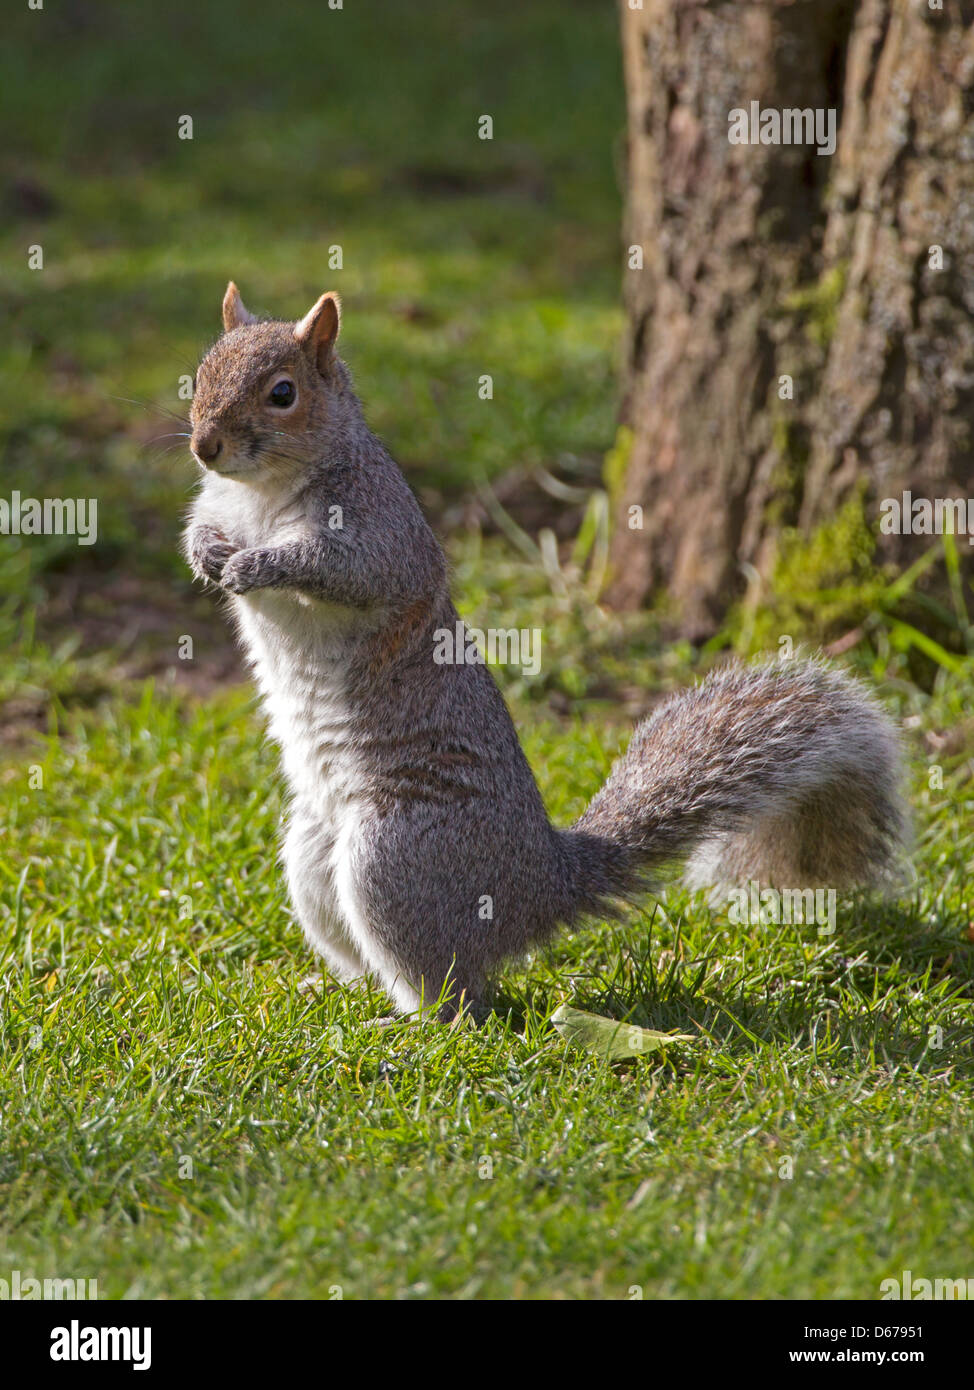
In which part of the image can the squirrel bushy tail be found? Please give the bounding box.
[564,659,908,916]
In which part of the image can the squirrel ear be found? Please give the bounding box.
[294,292,341,374]
[222,281,256,332]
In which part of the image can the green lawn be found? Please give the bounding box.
[2,0,973,1301]
[2,660,973,1299]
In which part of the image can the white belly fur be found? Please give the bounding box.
[232,589,419,1008]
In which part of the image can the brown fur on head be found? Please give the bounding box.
[189,283,345,479]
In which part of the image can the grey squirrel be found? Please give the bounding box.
[183,283,908,1019]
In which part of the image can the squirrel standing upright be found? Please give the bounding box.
[183,283,908,1018]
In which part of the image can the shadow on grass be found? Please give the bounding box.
[488,893,974,1077]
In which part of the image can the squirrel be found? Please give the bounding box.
[183,282,909,1020]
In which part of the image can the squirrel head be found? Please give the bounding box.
[189,282,349,480]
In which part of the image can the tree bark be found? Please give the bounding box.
[609,0,974,639]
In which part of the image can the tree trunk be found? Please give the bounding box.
[609,0,974,639]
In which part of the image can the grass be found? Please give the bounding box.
[0,0,624,727]
[2,0,974,1301]
[1,665,973,1299]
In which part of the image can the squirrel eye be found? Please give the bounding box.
[268,379,296,408]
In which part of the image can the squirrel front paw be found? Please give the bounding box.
[190,526,238,584]
[220,547,277,595]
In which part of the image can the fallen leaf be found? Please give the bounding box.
[550,1004,695,1061]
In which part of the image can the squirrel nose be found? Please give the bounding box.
[192,429,223,465]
